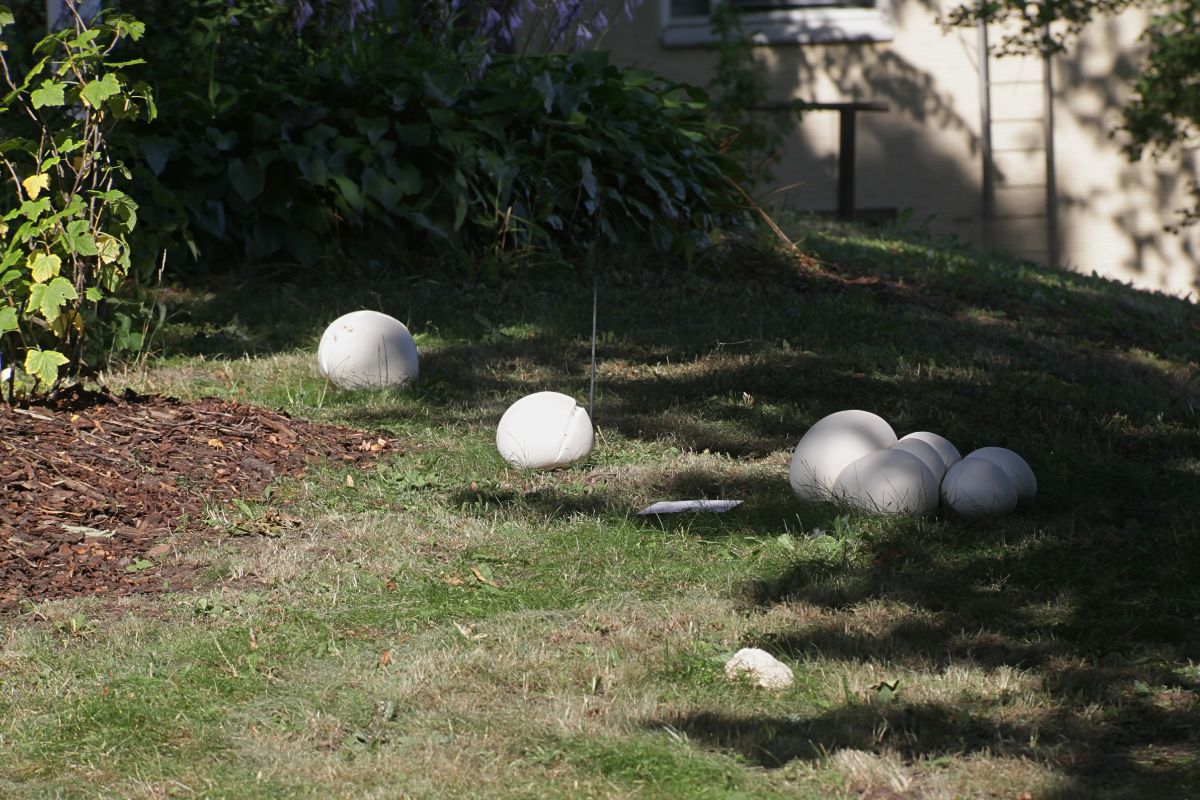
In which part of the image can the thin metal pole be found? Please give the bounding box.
[588,273,597,422]
[1043,25,1058,267]
[977,15,995,237]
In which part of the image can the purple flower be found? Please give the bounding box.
[295,0,315,31]
[482,6,503,35]
[549,1,583,46]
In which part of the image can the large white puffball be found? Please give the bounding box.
[890,437,948,483]
[496,391,594,470]
[898,431,961,473]
[964,447,1037,506]
[941,458,1018,517]
[317,310,419,390]
[833,449,940,514]
[789,410,897,501]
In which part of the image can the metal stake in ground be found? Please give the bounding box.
[588,272,598,422]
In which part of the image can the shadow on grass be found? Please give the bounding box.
[447,468,811,535]
[648,699,1200,797]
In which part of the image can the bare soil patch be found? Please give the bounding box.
[1,387,394,610]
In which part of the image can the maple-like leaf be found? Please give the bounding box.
[21,173,49,200]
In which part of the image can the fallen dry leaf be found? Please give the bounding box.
[471,566,497,586]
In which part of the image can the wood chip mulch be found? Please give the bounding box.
[1,387,395,611]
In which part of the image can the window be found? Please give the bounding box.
[661,0,895,47]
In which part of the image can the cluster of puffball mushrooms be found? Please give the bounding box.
[318,312,1035,516]
[789,409,1035,517]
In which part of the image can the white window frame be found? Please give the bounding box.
[661,0,895,47]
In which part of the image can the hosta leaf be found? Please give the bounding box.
[21,173,49,200]
[80,73,120,108]
[30,79,65,108]
[29,252,61,282]
[24,348,69,385]
[228,158,265,202]
[331,175,365,213]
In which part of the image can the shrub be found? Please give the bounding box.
[107,0,748,274]
[0,6,154,397]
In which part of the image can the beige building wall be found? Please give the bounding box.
[604,1,1200,300]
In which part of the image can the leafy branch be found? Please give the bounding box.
[0,1,153,398]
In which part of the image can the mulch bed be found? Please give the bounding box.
[1,387,394,611]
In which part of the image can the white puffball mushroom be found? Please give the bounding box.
[890,437,949,483]
[496,391,594,470]
[941,457,1018,517]
[964,447,1037,506]
[789,410,897,501]
[317,310,419,390]
[898,431,962,473]
[724,648,794,690]
[833,448,940,514]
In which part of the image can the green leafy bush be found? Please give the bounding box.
[0,6,154,396]
[107,1,748,273]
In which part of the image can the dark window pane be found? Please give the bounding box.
[672,0,712,15]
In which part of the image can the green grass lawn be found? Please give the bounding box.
[2,219,1198,799]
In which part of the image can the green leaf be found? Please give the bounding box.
[0,10,14,28]
[80,73,121,108]
[331,174,365,213]
[139,136,173,175]
[26,275,77,321]
[393,164,422,196]
[533,71,556,113]
[355,115,389,146]
[103,58,147,69]
[24,348,69,385]
[579,157,597,200]
[299,154,329,186]
[30,79,66,109]
[29,252,61,282]
[362,168,400,211]
[16,198,51,221]
[228,158,265,202]
[65,229,98,257]
[0,306,16,334]
[394,124,430,147]
[85,287,103,302]
[95,234,121,265]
